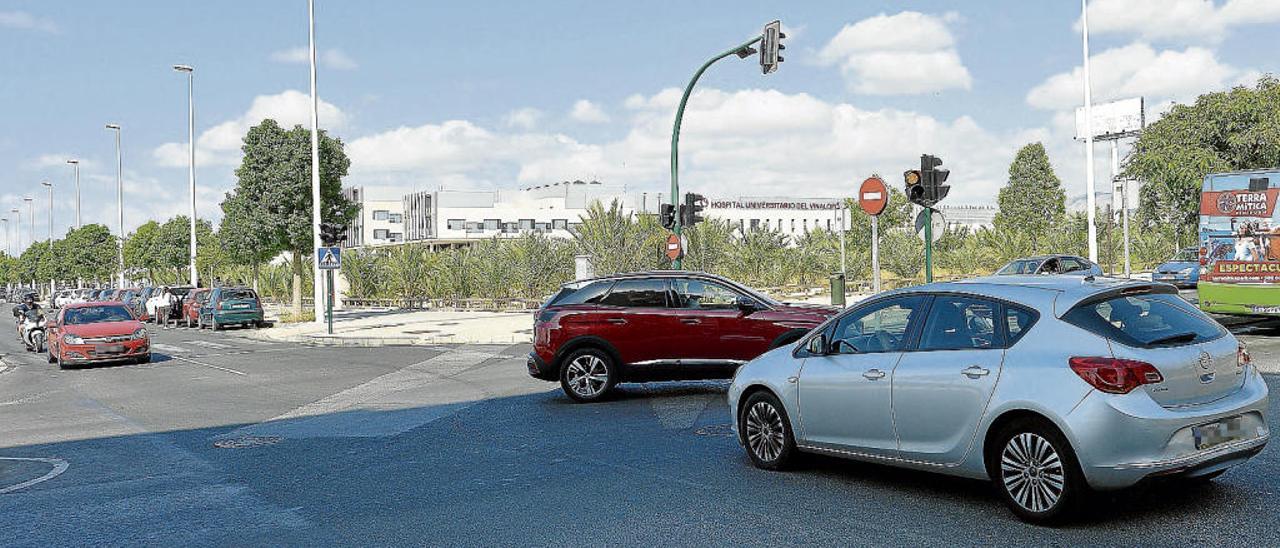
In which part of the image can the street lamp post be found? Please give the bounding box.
[10,208,19,253]
[1,218,8,257]
[41,181,52,295]
[23,198,33,290]
[307,0,325,324]
[1081,0,1099,262]
[173,64,198,288]
[66,159,81,229]
[106,124,124,287]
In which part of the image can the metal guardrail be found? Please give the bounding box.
[339,297,541,311]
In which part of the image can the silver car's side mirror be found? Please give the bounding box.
[806,334,828,355]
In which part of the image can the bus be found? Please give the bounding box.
[1198,169,1280,317]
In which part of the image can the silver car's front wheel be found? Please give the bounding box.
[1000,432,1065,513]
[740,391,796,470]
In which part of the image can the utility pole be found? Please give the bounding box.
[42,181,52,295]
[66,159,81,228]
[307,0,325,324]
[670,20,784,269]
[174,64,199,288]
[106,124,124,287]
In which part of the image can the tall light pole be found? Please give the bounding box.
[1,218,9,257]
[173,64,198,288]
[41,181,53,294]
[66,159,81,229]
[307,0,325,324]
[24,197,34,250]
[1081,0,1098,262]
[106,123,125,287]
[10,208,20,254]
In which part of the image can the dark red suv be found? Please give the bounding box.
[528,271,838,402]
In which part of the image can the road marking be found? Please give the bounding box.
[151,343,188,354]
[168,355,247,376]
[0,457,69,494]
[185,340,234,349]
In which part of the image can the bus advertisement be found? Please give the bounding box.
[1198,169,1280,317]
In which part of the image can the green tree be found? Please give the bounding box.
[994,143,1066,254]
[572,199,666,275]
[123,221,163,282]
[1126,76,1280,245]
[62,224,118,284]
[880,230,924,282]
[225,118,356,314]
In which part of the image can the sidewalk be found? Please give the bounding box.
[242,308,534,346]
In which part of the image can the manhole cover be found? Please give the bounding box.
[213,436,282,449]
[694,424,734,437]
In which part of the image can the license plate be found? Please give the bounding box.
[1193,417,1243,450]
[96,344,125,354]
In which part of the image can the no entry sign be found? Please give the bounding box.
[859,177,888,216]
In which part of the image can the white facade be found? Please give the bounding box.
[936,204,997,231]
[706,197,845,237]
[342,187,405,248]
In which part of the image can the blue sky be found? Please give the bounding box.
[3,0,1280,252]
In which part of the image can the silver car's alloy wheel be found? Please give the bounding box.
[565,355,609,398]
[745,401,786,462]
[1000,432,1066,514]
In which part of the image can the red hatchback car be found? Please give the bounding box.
[47,302,150,369]
[529,271,838,402]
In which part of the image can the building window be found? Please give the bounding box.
[466,222,482,232]
[502,222,518,233]
[372,210,390,221]
[389,213,403,223]
[826,219,832,231]
[790,219,795,232]
[519,219,535,230]
[552,219,568,230]
[803,219,808,230]
[750,219,760,230]
[484,218,500,230]
[373,229,389,239]
[534,222,551,231]
[389,232,403,241]
[447,219,465,230]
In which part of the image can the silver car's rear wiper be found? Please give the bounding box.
[1146,332,1197,346]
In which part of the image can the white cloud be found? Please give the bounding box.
[348,87,1039,207]
[1079,0,1280,42]
[569,100,610,123]
[0,11,58,33]
[1026,43,1240,110]
[817,11,971,95]
[153,89,348,168]
[24,154,92,171]
[269,47,358,70]
[503,107,543,130]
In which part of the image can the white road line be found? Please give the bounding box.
[151,343,188,354]
[0,457,69,494]
[168,355,247,376]
[185,340,234,349]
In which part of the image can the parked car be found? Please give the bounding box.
[198,287,264,330]
[53,289,76,308]
[46,301,150,369]
[728,275,1267,524]
[182,288,211,328]
[995,254,1104,277]
[1152,247,1200,288]
[528,271,839,402]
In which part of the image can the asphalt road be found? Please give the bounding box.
[1,313,1279,546]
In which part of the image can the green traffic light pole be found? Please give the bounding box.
[924,208,933,283]
[670,35,763,270]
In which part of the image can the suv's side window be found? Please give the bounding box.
[918,296,1000,351]
[830,296,927,354]
[1059,257,1085,273]
[670,278,742,310]
[598,279,669,308]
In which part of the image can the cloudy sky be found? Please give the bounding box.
[2,0,1279,253]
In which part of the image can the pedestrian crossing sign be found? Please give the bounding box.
[317,246,342,270]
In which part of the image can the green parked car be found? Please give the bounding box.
[199,287,264,330]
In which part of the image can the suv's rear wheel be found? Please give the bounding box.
[989,418,1085,525]
[559,348,616,403]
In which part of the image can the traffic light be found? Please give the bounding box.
[320,221,348,247]
[680,192,707,227]
[659,203,676,230]
[760,20,786,74]
[906,154,951,208]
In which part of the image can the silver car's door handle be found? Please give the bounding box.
[863,369,886,380]
[962,365,990,379]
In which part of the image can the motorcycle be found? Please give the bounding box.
[19,309,46,353]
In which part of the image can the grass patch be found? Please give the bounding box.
[279,310,316,323]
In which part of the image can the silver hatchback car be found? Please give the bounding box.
[728,276,1269,524]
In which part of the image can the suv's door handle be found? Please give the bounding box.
[606,318,627,325]
[862,369,886,380]
[680,318,701,325]
[962,365,990,379]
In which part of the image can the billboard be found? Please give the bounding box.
[1075,97,1144,140]
[1200,171,1280,284]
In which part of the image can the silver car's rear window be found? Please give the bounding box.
[1062,293,1224,348]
